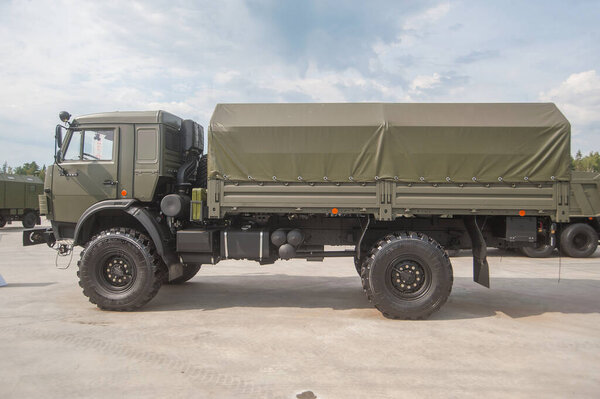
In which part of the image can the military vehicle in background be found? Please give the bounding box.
[23,104,600,319]
[0,174,43,228]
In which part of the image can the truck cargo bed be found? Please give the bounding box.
[207,180,580,221]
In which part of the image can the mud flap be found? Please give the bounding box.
[168,262,184,281]
[464,216,490,288]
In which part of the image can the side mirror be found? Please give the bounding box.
[55,125,63,162]
[55,124,63,147]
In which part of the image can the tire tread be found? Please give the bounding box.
[360,231,453,320]
[77,228,165,311]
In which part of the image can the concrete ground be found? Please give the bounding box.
[1,223,599,399]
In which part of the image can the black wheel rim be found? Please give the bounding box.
[387,258,431,300]
[98,254,136,292]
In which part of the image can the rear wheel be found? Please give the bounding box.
[361,232,453,319]
[0,216,6,228]
[22,212,37,228]
[77,228,165,310]
[165,264,201,284]
[560,223,598,258]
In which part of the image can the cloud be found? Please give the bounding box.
[540,70,600,125]
[0,0,599,166]
[408,72,469,98]
[540,70,600,151]
[403,2,451,31]
[410,73,442,92]
[455,50,500,64]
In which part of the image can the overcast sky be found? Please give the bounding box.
[1,0,599,167]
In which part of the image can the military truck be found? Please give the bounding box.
[23,104,600,319]
[0,174,43,228]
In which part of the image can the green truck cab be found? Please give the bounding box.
[0,174,43,228]
[24,103,600,319]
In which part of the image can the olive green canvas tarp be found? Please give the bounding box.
[208,103,571,183]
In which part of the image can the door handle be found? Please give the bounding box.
[103,179,119,186]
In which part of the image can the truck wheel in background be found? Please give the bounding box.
[22,212,37,228]
[0,216,6,228]
[520,243,555,258]
[560,223,598,258]
[165,264,201,284]
[77,228,165,311]
[361,232,453,319]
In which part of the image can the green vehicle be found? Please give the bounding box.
[0,174,43,228]
[24,104,600,319]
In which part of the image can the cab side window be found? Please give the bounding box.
[83,130,114,160]
[63,129,114,161]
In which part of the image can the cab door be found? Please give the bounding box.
[52,126,120,223]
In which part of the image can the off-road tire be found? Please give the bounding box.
[560,223,598,258]
[520,243,555,258]
[77,228,165,311]
[197,154,207,188]
[361,232,453,320]
[165,264,202,284]
[353,256,365,276]
[22,212,37,228]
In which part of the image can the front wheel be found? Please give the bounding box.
[0,216,6,228]
[361,232,453,320]
[77,228,165,310]
[353,256,365,276]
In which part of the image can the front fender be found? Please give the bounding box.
[73,199,137,246]
[73,200,179,270]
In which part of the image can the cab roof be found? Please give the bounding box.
[73,110,182,129]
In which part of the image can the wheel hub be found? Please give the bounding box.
[102,257,133,288]
[391,261,425,294]
[573,233,590,250]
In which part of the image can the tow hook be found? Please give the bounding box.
[57,243,72,256]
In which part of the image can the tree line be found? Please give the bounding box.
[572,151,600,172]
[2,161,46,181]
[1,151,599,181]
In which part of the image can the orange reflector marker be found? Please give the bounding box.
[121,190,128,197]
[518,210,526,217]
[332,208,339,215]
[589,217,594,220]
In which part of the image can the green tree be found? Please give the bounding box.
[14,161,41,176]
[572,150,600,172]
